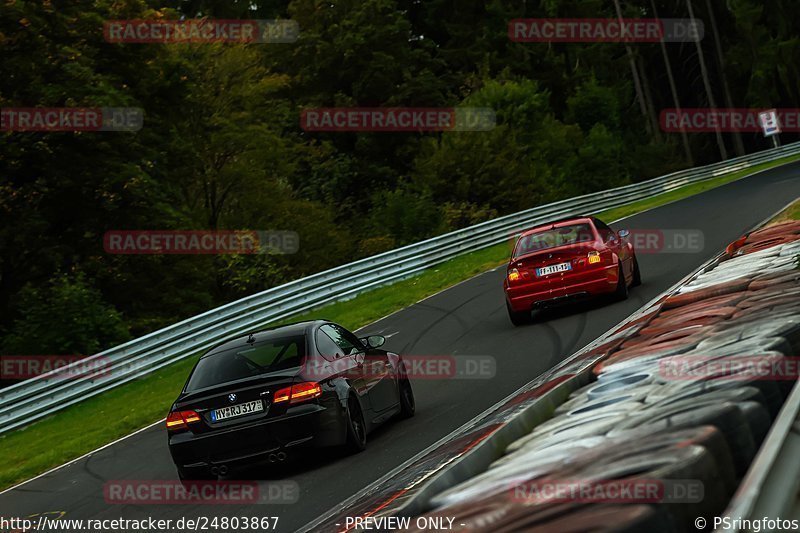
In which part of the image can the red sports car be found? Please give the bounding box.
[503,216,640,325]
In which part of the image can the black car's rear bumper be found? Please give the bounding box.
[168,401,346,473]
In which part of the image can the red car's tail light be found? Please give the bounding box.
[166,410,201,431]
[273,382,322,405]
[587,251,601,264]
[508,268,521,282]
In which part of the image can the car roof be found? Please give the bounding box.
[518,215,596,238]
[201,319,329,358]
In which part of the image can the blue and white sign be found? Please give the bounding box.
[758,109,781,137]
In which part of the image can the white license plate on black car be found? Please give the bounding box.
[536,262,572,277]
[210,400,264,422]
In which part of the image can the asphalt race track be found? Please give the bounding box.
[2,161,799,532]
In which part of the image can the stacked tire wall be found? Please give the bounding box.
[407,220,800,532]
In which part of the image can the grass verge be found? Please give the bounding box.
[1,150,799,490]
[769,197,800,224]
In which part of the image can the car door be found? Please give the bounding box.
[324,324,397,414]
[315,326,370,410]
[596,219,631,277]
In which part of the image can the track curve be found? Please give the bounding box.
[1,161,798,532]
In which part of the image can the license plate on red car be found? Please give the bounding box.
[536,262,572,276]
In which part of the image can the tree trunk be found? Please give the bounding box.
[651,0,693,165]
[638,55,663,143]
[687,0,728,160]
[612,0,654,140]
[705,0,745,156]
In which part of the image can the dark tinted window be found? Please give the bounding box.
[594,219,615,242]
[320,324,363,356]
[514,223,595,257]
[316,328,344,360]
[186,335,305,391]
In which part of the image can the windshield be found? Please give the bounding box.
[514,223,595,257]
[185,335,305,392]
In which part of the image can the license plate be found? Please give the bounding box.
[536,262,572,277]
[210,400,264,422]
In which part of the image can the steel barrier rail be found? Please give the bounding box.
[1,143,798,434]
[720,360,800,530]
[298,196,800,532]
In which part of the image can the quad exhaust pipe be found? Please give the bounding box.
[268,452,287,463]
[210,465,229,476]
[210,452,285,476]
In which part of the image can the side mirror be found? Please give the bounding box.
[617,229,630,239]
[360,335,386,349]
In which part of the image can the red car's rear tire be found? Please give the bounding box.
[507,301,532,326]
[614,262,629,300]
[631,256,642,287]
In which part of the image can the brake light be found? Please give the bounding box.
[273,382,323,405]
[273,387,291,403]
[166,410,201,431]
[508,268,521,282]
[588,251,601,264]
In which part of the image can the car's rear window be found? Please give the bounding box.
[185,335,306,391]
[514,223,595,257]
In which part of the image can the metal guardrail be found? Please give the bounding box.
[722,379,800,531]
[300,199,800,532]
[2,142,799,435]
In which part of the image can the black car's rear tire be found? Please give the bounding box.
[631,256,642,287]
[614,262,629,300]
[507,302,532,326]
[398,377,415,419]
[344,396,367,453]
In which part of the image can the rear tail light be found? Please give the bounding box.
[273,381,322,405]
[166,410,202,432]
[507,268,521,283]
[587,251,601,264]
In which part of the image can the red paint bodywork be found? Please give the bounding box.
[504,216,637,313]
